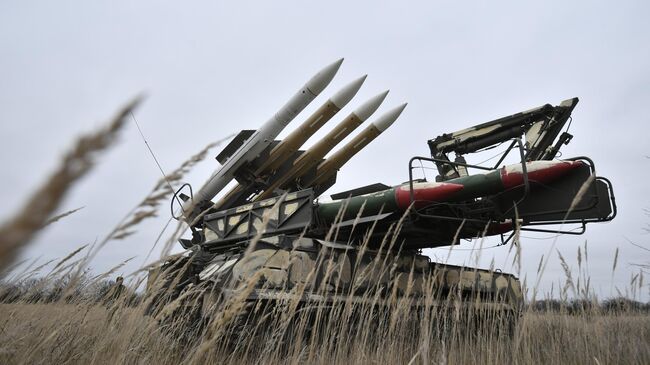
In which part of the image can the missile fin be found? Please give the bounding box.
[216,130,256,164]
[330,182,392,200]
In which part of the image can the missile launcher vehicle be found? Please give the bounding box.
[147,59,616,334]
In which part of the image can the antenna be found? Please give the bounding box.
[130,111,186,219]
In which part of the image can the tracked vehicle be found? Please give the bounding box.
[147,59,616,333]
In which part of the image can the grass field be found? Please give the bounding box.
[0,302,648,364]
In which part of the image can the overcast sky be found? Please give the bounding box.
[1,1,648,300]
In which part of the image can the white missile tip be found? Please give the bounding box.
[373,103,407,132]
[305,58,344,96]
[330,74,368,109]
[354,89,390,121]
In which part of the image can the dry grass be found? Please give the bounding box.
[0,302,647,365]
[0,96,142,270]
[0,233,647,365]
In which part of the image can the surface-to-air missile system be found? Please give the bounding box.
[147,59,616,333]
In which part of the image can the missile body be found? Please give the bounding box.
[186,59,343,215]
[442,160,584,201]
[254,90,389,201]
[317,160,582,223]
[255,75,367,174]
[307,103,408,187]
[317,181,464,222]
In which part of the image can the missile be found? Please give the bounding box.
[442,160,584,201]
[306,103,408,187]
[318,181,464,222]
[254,90,390,201]
[317,160,582,223]
[213,76,366,210]
[254,75,368,174]
[185,58,344,216]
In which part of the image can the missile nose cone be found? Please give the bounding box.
[354,90,390,121]
[372,102,407,132]
[330,74,367,109]
[305,58,344,95]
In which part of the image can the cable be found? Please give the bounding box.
[475,149,511,166]
[418,159,427,180]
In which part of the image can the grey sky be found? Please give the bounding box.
[1,1,648,299]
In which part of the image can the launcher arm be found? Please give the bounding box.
[428,97,579,180]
